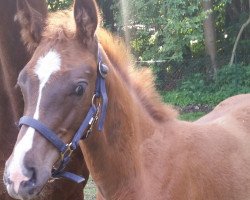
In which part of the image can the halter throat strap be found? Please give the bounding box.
[18,46,108,183]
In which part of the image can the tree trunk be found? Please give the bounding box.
[97,0,116,31]
[104,0,116,31]
[202,0,218,77]
[229,0,250,66]
[121,0,131,49]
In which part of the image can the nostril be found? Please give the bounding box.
[3,171,12,185]
[20,167,37,194]
[28,167,36,182]
[3,176,12,185]
[21,180,36,195]
[6,177,13,185]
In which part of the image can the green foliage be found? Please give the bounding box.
[47,0,73,11]
[163,64,250,107]
[121,0,207,61]
[114,0,250,87]
[215,64,250,89]
[47,0,250,109]
[47,0,250,69]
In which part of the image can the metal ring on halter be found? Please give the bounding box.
[92,94,100,108]
[98,62,108,78]
[60,143,74,161]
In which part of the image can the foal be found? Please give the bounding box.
[4,0,250,199]
[0,0,88,199]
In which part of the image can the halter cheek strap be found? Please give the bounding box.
[18,46,108,183]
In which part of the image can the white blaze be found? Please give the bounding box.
[8,50,61,193]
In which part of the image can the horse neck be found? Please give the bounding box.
[80,55,155,199]
[0,0,28,122]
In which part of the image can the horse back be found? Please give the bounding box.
[196,94,250,126]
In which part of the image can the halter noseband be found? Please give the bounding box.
[18,46,108,183]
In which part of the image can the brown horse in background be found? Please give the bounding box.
[0,0,89,199]
[3,0,250,199]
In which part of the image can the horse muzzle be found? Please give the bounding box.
[4,163,50,200]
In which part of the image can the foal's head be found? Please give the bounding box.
[4,0,100,199]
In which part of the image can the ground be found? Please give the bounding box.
[84,177,97,200]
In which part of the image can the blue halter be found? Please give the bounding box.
[18,46,108,183]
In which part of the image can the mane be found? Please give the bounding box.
[43,10,178,122]
[97,29,178,121]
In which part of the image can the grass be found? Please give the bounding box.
[84,177,97,200]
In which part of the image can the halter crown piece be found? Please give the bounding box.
[18,45,108,183]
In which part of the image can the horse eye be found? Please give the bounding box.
[75,85,85,96]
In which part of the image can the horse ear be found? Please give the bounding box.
[15,0,47,53]
[74,0,98,44]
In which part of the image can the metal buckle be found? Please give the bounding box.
[61,143,74,160]
[86,99,101,138]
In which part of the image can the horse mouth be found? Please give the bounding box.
[6,180,45,200]
[4,166,50,200]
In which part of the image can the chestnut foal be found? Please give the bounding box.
[4,0,250,199]
[0,0,88,199]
